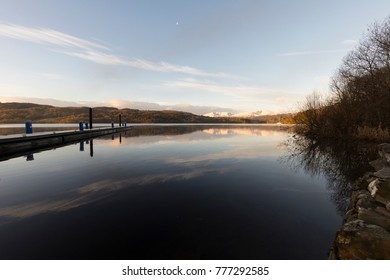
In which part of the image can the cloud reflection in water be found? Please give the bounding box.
[0,125,287,221]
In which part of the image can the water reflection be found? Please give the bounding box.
[1,125,289,162]
[0,125,287,220]
[79,139,94,157]
[283,134,378,214]
[90,139,94,157]
[25,153,34,161]
[0,125,341,259]
[79,141,84,152]
[97,125,291,146]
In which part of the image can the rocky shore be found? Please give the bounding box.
[330,143,390,259]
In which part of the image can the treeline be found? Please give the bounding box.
[295,16,390,141]
[0,102,266,124]
[253,113,295,124]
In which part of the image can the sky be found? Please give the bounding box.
[1,0,390,115]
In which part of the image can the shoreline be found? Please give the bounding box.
[329,143,390,259]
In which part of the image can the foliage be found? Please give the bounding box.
[295,16,390,141]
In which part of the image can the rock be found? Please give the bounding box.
[374,194,390,207]
[355,190,376,209]
[357,208,390,231]
[332,143,390,260]
[374,167,390,180]
[334,220,390,259]
[377,180,390,197]
[345,208,358,222]
[374,206,390,218]
[354,174,372,190]
[369,159,388,171]
[368,179,379,196]
[356,190,371,200]
[371,180,390,207]
[378,143,390,163]
[356,197,376,209]
[353,189,371,202]
[366,175,376,184]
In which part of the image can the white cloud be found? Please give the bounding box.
[0,96,82,107]
[164,78,298,99]
[278,49,350,57]
[165,78,254,97]
[60,50,232,77]
[0,22,232,78]
[0,23,108,51]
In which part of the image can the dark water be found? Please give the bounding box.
[0,125,351,259]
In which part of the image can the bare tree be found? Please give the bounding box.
[299,16,390,140]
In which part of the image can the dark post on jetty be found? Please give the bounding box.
[89,107,93,129]
[25,121,33,134]
[119,114,122,127]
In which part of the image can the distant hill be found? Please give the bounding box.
[0,102,279,124]
[202,110,295,123]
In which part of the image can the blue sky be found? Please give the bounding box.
[1,0,390,115]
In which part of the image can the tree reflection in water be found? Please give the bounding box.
[283,134,378,215]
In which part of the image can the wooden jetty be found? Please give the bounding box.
[0,126,131,161]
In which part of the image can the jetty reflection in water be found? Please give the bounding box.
[0,125,343,259]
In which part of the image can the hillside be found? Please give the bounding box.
[0,102,269,124]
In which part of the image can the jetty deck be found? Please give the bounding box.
[0,126,131,161]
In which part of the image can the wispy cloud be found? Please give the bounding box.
[164,78,298,98]
[0,23,108,51]
[0,23,231,78]
[165,78,258,97]
[60,50,231,77]
[0,167,222,219]
[278,49,350,57]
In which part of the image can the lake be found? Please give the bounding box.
[0,124,344,259]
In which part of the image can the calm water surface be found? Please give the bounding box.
[0,125,343,259]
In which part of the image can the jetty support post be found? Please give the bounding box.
[119,114,122,127]
[89,107,93,129]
